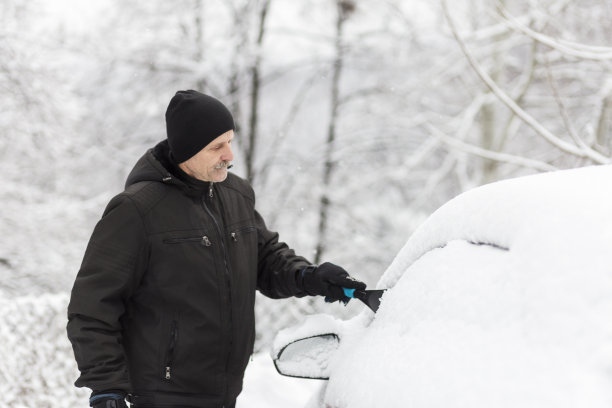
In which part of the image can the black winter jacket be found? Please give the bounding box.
[67,141,310,407]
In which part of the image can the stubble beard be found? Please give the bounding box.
[211,161,231,182]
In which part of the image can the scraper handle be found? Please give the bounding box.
[342,287,356,298]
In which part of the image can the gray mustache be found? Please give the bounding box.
[215,161,233,169]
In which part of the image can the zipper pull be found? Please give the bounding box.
[202,236,212,247]
[231,232,237,242]
[209,182,214,198]
[165,366,171,380]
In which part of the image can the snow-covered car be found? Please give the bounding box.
[272,165,612,408]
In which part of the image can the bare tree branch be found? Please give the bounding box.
[595,85,612,153]
[455,93,489,140]
[409,153,457,210]
[460,0,572,43]
[338,85,388,106]
[496,39,538,156]
[429,124,558,172]
[441,0,611,165]
[258,68,323,189]
[496,3,612,61]
[544,57,589,151]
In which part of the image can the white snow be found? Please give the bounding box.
[278,165,612,408]
[0,293,89,407]
[238,352,322,407]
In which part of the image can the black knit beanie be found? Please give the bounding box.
[165,90,235,163]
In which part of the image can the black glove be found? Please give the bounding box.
[89,391,128,408]
[299,262,366,303]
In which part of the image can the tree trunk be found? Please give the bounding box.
[315,0,353,264]
[596,91,612,155]
[480,0,505,184]
[194,0,206,91]
[246,0,271,183]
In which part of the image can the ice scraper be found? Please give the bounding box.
[341,288,387,312]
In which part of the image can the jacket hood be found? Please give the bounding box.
[125,140,176,188]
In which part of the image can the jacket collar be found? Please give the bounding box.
[125,140,212,198]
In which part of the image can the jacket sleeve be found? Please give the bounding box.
[66,194,148,392]
[255,209,312,299]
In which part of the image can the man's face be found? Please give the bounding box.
[178,130,234,182]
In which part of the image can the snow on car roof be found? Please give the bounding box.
[378,165,612,290]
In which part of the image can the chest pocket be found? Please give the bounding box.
[163,235,212,247]
[149,230,216,291]
[229,226,256,243]
[227,222,258,286]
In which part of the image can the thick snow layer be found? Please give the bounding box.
[379,165,612,289]
[317,166,612,407]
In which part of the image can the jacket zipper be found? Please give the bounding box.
[164,236,212,246]
[164,320,178,380]
[230,226,256,242]
[201,185,234,392]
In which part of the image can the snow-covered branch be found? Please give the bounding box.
[429,124,558,172]
[441,0,611,165]
[496,4,612,61]
[544,59,589,152]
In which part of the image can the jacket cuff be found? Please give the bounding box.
[296,265,318,295]
[90,391,125,406]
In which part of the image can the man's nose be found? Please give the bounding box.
[222,144,234,162]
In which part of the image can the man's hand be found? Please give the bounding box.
[299,262,366,302]
[89,392,128,408]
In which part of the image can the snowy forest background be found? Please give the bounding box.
[1,0,611,406]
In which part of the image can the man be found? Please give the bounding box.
[67,90,365,408]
